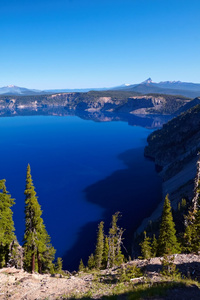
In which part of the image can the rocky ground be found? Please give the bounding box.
[0,268,89,300]
[1,254,200,300]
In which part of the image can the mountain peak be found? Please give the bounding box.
[142,78,153,84]
[7,85,16,88]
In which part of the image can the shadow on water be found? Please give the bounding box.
[63,147,162,271]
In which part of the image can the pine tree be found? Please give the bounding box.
[139,231,152,259]
[184,158,200,253]
[94,221,104,269]
[157,195,180,256]
[23,164,55,273]
[87,253,95,269]
[0,180,16,267]
[151,234,158,257]
[55,257,63,274]
[184,209,196,253]
[102,235,109,268]
[107,212,124,268]
[78,259,85,272]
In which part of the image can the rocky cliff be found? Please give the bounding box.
[136,104,200,233]
[0,91,193,116]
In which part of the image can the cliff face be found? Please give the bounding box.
[144,104,200,168]
[137,104,200,233]
[0,92,192,116]
[135,104,200,234]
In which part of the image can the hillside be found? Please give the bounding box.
[135,104,200,233]
[0,91,194,117]
[116,78,200,98]
[145,104,200,169]
[1,254,200,300]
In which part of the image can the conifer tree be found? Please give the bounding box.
[107,212,124,268]
[151,234,158,257]
[55,257,63,274]
[87,253,95,269]
[102,235,109,268]
[78,259,85,272]
[0,180,16,267]
[94,221,104,269]
[23,164,55,273]
[184,158,200,253]
[184,210,196,253]
[157,195,180,256]
[139,231,152,259]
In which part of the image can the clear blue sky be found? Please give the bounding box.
[0,0,200,89]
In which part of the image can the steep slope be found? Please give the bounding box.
[145,104,200,167]
[145,101,200,201]
[136,105,200,233]
[175,97,200,115]
[0,92,192,116]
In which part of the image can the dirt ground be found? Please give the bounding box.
[0,268,90,300]
[1,254,200,300]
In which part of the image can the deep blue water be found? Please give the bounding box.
[0,115,162,269]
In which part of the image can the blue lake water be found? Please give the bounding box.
[0,114,162,269]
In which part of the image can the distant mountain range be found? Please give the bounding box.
[1,79,200,97]
[113,78,200,98]
[0,85,43,96]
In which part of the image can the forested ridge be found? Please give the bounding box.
[0,91,195,116]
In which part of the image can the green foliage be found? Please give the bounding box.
[178,199,187,211]
[181,198,187,209]
[86,212,124,271]
[107,212,124,268]
[0,180,16,267]
[23,164,55,273]
[102,235,109,268]
[183,209,196,253]
[139,231,152,259]
[183,161,200,253]
[87,253,95,270]
[161,255,180,277]
[157,195,180,256]
[55,257,63,274]
[118,264,143,282]
[78,259,85,272]
[151,234,158,257]
[95,221,104,269]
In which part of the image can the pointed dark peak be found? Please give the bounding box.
[141,78,153,84]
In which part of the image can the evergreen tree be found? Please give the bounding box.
[87,253,95,269]
[55,257,63,274]
[102,235,109,268]
[0,180,16,267]
[184,158,200,253]
[161,254,179,277]
[184,209,196,253]
[78,259,85,272]
[157,195,180,256]
[94,221,104,269]
[151,234,158,257]
[107,212,124,268]
[139,231,152,259]
[23,164,55,273]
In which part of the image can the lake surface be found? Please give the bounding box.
[0,114,162,269]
